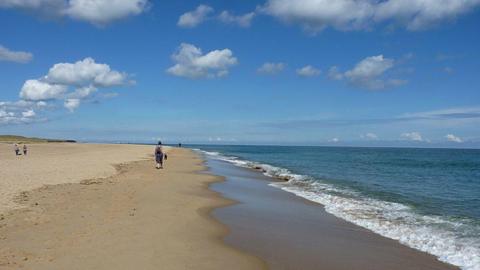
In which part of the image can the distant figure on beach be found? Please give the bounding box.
[14,144,20,156]
[23,145,28,156]
[178,143,182,147]
[155,141,164,169]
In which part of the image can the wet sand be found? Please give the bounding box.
[207,157,459,270]
[0,146,265,269]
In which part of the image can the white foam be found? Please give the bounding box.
[197,149,480,270]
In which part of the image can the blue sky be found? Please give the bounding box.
[1,0,479,147]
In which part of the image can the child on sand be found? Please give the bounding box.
[23,145,28,156]
[14,144,20,156]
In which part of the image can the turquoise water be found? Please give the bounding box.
[194,145,480,270]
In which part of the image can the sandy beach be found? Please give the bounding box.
[0,143,154,213]
[0,143,466,270]
[0,144,265,269]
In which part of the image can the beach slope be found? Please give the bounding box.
[0,146,265,269]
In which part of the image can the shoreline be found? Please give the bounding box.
[204,152,460,270]
[196,147,479,270]
[0,145,266,269]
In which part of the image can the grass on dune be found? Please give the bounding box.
[0,135,76,144]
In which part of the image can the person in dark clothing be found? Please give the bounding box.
[23,145,28,156]
[155,141,164,169]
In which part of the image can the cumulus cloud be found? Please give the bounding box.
[0,0,66,16]
[401,131,424,141]
[329,55,406,90]
[16,57,130,113]
[261,0,480,33]
[0,109,24,125]
[177,5,213,28]
[218,11,255,27]
[20,80,67,101]
[329,137,340,143]
[64,0,149,25]
[296,65,321,77]
[45,57,128,87]
[445,134,463,143]
[0,45,33,63]
[22,109,36,118]
[0,100,46,125]
[362,132,378,139]
[64,98,80,112]
[167,43,238,79]
[257,62,285,75]
[374,0,480,31]
[0,0,149,25]
[328,66,344,80]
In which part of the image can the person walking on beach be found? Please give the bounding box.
[23,145,28,156]
[14,144,20,156]
[155,141,164,169]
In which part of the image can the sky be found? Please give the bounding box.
[1,0,480,148]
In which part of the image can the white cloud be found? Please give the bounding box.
[0,0,66,16]
[177,5,213,28]
[445,134,463,143]
[261,0,375,32]
[69,85,97,99]
[296,65,321,77]
[0,0,149,25]
[0,100,43,125]
[401,107,480,121]
[0,45,33,63]
[329,55,406,90]
[20,79,67,101]
[65,0,149,25]
[401,131,424,141]
[16,57,130,114]
[261,0,480,33]
[362,132,378,140]
[218,11,255,27]
[374,0,480,31]
[45,57,128,87]
[328,66,344,80]
[167,43,238,79]
[329,137,340,143]
[22,109,36,118]
[64,98,80,112]
[257,62,285,75]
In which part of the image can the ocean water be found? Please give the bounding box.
[193,145,480,270]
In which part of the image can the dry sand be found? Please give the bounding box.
[0,143,154,213]
[0,146,265,269]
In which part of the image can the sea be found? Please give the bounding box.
[192,145,480,270]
